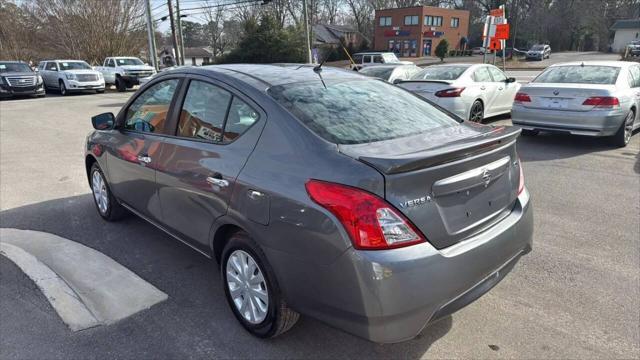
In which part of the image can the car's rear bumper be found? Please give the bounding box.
[272,188,533,343]
[512,105,625,136]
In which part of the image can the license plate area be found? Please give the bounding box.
[541,97,569,109]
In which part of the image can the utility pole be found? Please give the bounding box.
[175,0,185,66]
[302,0,312,63]
[167,0,181,66]
[144,0,158,70]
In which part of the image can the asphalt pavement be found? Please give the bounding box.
[0,89,638,359]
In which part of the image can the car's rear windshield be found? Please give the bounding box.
[533,65,620,84]
[59,61,92,70]
[0,62,31,73]
[531,45,544,51]
[269,79,457,144]
[358,67,395,80]
[412,66,469,80]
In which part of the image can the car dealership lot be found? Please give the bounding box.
[0,91,638,359]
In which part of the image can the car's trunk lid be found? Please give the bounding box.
[339,124,521,249]
[519,83,616,111]
[397,80,453,103]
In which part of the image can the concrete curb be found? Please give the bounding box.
[0,228,168,331]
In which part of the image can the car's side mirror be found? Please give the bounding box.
[92,112,115,130]
[505,77,516,83]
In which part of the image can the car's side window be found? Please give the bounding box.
[373,55,383,63]
[37,62,45,71]
[46,62,58,71]
[177,80,232,142]
[108,59,115,67]
[363,55,372,63]
[487,67,507,82]
[473,67,493,82]
[223,97,260,143]
[124,79,179,134]
[353,55,363,64]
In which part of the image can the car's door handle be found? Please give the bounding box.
[498,87,504,90]
[480,86,486,90]
[137,155,152,164]
[206,174,229,187]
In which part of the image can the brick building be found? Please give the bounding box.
[374,6,470,57]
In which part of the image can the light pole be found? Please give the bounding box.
[302,0,312,63]
[144,0,158,70]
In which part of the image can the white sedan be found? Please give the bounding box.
[397,64,520,122]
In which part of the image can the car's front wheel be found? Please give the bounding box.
[59,80,68,96]
[612,110,635,147]
[221,231,299,338]
[115,77,126,92]
[90,163,127,221]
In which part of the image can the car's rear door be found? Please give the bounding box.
[472,66,499,112]
[155,76,265,249]
[107,77,181,221]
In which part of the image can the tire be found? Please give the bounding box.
[521,129,539,136]
[612,110,635,147]
[116,77,126,92]
[59,80,68,96]
[90,163,127,221]
[221,231,299,338]
[469,100,484,123]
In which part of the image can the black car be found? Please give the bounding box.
[0,61,45,99]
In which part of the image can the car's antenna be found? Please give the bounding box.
[313,55,328,89]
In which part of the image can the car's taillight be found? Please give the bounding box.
[582,96,619,108]
[435,87,465,97]
[305,180,426,250]
[517,158,525,195]
[514,92,531,102]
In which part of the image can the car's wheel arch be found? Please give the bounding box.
[210,220,248,263]
[85,154,98,183]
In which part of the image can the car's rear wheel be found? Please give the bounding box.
[59,80,68,96]
[469,100,484,123]
[90,163,127,221]
[221,231,299,338]
[612,110,635,147]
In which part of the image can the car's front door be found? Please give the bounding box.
[472,66,499,116]
[155,77,264,249]
[106,78,181,221]
[43,61,58,87]
[628,65,640,125]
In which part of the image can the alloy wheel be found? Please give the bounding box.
[226,249,269,324]
[60,82,67,95]
[624,111,634,144]
[470,102,484,122]
[91,170,109,214]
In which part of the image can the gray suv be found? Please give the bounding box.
[85,64,533,343]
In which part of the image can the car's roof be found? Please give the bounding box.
[353,52,395,55]
[184,64,365,88]
[548,61,635,68]
[46,59,88,62]
[0,61,26,64]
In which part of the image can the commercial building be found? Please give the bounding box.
[374,6,470,57]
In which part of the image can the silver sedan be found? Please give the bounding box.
[511,61,640,147]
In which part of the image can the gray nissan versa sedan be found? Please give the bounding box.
[85,64,533,343]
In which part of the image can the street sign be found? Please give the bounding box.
[495,24,510,40]
[488,38,502,50]
[490,8,504,17]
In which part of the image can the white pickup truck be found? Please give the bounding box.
[95,57,155,92]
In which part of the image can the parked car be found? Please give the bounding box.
[525,44,551,61]
[85,64,532,343]
[0,61,45,99]
[350,52,412,70]
[512,61,640,147]
[95,57,155,92]
[398,63,520,122]
[471,47,487,55]
[626,40,640,57]
[357,64,421,83]
[37,60,105,95]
